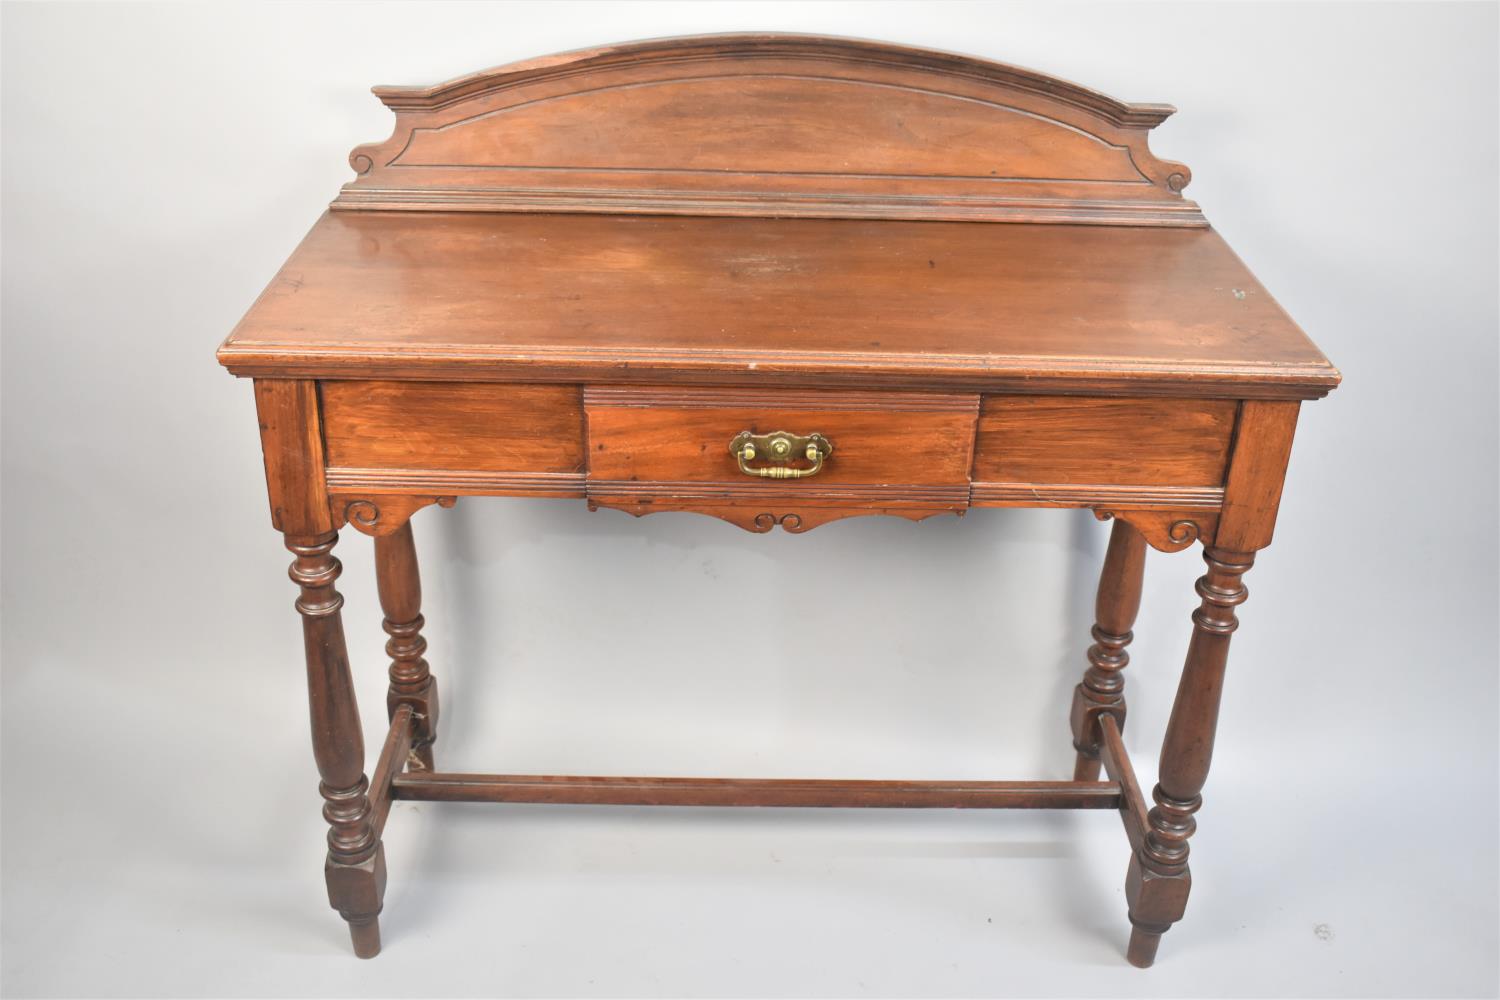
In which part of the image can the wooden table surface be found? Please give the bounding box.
[221,211,1337,398]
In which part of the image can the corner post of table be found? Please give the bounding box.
[375,521,438,771]
[1070,517,1148,780]
[254,378,386,958]
[1124,400,1300,968]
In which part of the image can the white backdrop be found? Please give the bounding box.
[3,3,1496,997]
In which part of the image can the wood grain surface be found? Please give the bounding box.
[224,34,1341,966]
[321,381,584,474]
[585,387,978,487]
[335,34,1200,225]
[220,213,1337,399]
[972,396,1237,486]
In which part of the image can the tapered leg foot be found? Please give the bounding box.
[289,533,385,956]
[347,917,381,959]
[1126,926,1163,968]
[1123,547,1254,966]
[326,839,386,958]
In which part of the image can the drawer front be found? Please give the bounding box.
[970,396,1236,507]
[319,380,586,496]
[585,387,980,501]
[314,382,1231,521]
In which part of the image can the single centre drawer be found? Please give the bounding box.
[584,387,980,506]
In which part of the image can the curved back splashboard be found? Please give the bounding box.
[335,34,1202,226]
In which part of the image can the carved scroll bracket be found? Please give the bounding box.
[1093,509,1217,554]
[335,496,457,537]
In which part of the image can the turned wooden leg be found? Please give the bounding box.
[288,532,385,958]
[375,521,438,772]
[1070,518,1147,781]
[1124,546,1254,968]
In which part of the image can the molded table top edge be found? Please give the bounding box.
[216,341,1339,399]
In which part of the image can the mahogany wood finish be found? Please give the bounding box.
[1217,401,1302,552]
[254,380,334,536]
[1100,715,1149,855]
[391,774,1121,810]
[322,381,585,487]
[971,397,1236,490]
[585,386,978,530]
[334,34,1199,226]
[369,705,413,839]
[1070,519,1148,781]
[220,34,1338,968]
[1125,546,1254,968]
[1118,399,1301,965]
[337,494,458,538]
[1093,509,1219,555]
[285,532,384,959]
[220,214,1337,400]
[375,523,437,771]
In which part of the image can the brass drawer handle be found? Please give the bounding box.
[730,430,833,480]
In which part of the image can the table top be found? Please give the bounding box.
[219,211,1337,399]
[216,34,1338,401]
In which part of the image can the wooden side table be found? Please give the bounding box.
[218,34,1339,967]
